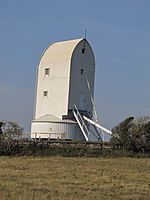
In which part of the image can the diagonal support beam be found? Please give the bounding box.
[83,115,112,135]
[72,105,89,141]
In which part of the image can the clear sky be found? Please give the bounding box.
[0,0,150,131]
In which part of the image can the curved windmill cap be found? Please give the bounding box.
[38,38,91,65]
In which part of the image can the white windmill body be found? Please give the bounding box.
[31,38,111,141]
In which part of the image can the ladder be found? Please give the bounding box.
[72,105,89,141]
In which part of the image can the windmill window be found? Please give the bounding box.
[82,48,85,54]
[45,68,50,75]
[43,91,48,97]
[81,69,84,75]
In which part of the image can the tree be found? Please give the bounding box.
[129,117,150,152]
[111,117,134,150]
[1,120,23,140]
[0,121,3,135]
[111,116,150,152]
[0,120,23,155]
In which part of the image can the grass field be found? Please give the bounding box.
[0,157,150,200]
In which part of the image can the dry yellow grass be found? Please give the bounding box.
[0,156,150,200]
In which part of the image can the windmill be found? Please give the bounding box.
[31,38,111,141]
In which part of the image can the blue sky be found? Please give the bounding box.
[0,0,150,131]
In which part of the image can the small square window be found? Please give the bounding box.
[43,91,48,97]
[82,48,85,54]
[81,69,84,75]
[45,68,50,75]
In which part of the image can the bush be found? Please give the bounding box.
[111,116,150,153]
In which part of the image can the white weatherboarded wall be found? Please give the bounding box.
[31,38,95,141]
[68,39,95,118]
[34,39,83,120]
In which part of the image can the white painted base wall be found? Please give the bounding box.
[31,121,85,141]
